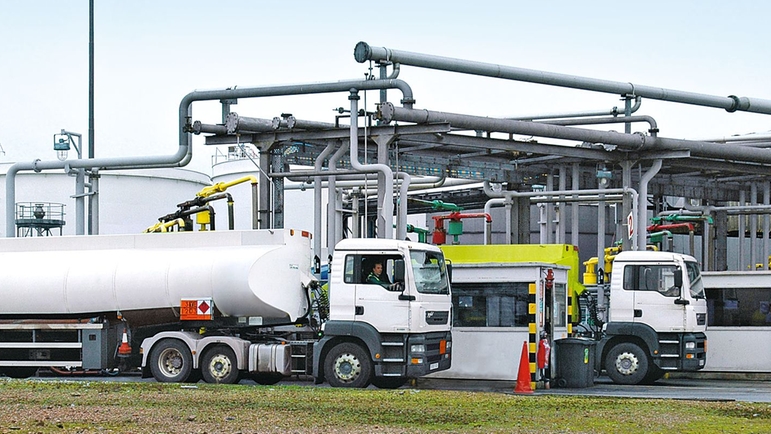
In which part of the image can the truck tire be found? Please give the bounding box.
[149,339,192,383]
[324,342,372,388]
[250,373,284,385]
[371,376,408,389]
[2,367,38,379]
[641,365,665,384]
[201,345,240,384]
[605,342,649,385]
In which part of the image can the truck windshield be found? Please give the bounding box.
[686,261,705,299]
[409,250,450,295]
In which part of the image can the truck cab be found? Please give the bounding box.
[315,238,453,388]
[599,251,707,384]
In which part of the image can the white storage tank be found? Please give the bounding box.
[1,163,211,236]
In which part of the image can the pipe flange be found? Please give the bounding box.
[225,112,240,134]
[377,102,395,124]
[726,95,740,113]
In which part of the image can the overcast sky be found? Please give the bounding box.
[1,1,770,175]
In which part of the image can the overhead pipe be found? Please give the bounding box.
[376,103,771,164]
[507,96,642,122]
[543,115,658,136]
[354,42,771,115]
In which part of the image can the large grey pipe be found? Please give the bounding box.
[638,160,663,250]
[377,103,771,164]
[355,42,771,115]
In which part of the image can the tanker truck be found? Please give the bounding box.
[0,229,452,388]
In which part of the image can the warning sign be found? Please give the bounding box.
[180,298,214,321]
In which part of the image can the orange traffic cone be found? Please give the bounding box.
[118,327,132,357]
[514,341,534,394]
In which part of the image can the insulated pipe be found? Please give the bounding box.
[637,160,663,252]
[349,89,394,239]
[354,42,771,115]
[377,103,771,164]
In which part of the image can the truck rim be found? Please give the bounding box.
[333,352,361,383]
[206,353,234,381]
[614,351,639,376]
[158,347,185,377]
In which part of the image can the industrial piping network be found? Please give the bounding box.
[5,77,415,238]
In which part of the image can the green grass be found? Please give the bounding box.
[0,379,769,433]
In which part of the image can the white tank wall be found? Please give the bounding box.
[1,163,211,236]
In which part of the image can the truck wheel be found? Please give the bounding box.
[324,342,372,388]
[605,342,649,385]
[251,373,284,385]
[201,345,240,384]
[149,339,192,383]
[371,376,408,389]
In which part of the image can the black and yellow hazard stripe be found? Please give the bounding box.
[528,282,537,390]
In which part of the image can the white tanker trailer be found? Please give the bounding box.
[0,229,452,388]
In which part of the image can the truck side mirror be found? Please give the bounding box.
[446,260,453,284]
[393,259,405,282]
[674,267,683,289]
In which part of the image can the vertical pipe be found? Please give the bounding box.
[327,141,349,253]
[572,163,580,247]
[313,142,335,261]
[751,182,758,268]
[739,189,746,270]
[620,161,633,252]
[251,182,259,229]
[89,170,99,235]
[702,208,712,271]
[88,0,94,159]
[348,90,394,239]
[558,166,566,244]
[546,173,555,244]
[505,199,513,245]
[764,181,770,270]
[637,160,662,252]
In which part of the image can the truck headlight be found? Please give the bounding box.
[685,342,696,350]
[410,344,426,353]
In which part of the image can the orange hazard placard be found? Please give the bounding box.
[180,298,214,321]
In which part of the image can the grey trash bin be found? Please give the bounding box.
[554,337,596,388]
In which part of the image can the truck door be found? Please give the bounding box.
[353,254,410,332]
[626,263,686,331]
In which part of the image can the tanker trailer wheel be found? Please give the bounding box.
[2,367,38,379]
[605,342,649,385]
[149,339,192,383]
[201,345,240,384]
[324,342,372,388]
